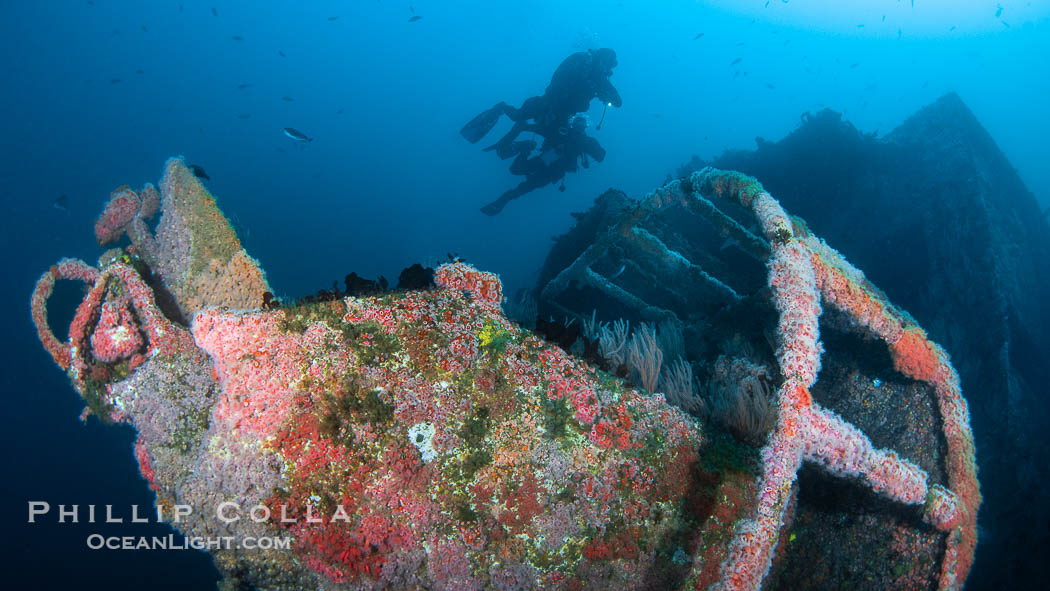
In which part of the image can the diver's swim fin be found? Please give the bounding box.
[481,192,513,216]
[460,103,505,143]
[480,201,504,216]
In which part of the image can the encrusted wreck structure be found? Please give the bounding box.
[32,157,978,590]
[682,93,1048,589]
[534,166,979,590]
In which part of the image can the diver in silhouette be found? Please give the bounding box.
[460,48,621,158]
[480,115,606,216]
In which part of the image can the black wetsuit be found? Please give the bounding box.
[543,49,623,115]
[461,48,621,157]
[490,49,621,156]
[481,124,606,216]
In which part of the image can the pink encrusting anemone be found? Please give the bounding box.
[689,168,980,591]
[185,262,704,587]
[30,258,100,371]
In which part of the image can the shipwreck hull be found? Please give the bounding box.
[32,157,978,590]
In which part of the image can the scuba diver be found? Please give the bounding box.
[460,48,621,158]
[480,115,606,216]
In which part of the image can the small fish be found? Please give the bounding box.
[408,15,422,22]
[231,35,244,41]
[278,50,286,57]
[995,4,1003,18]
[1001,20,1010,28]
[949,25,956,32]
[211,7,218,17]
[765,82,775,89]
[135,68,144,75]
[730,57,742,66]
[764,0,769,6]
[609,264,626,279]
[328,16,339,21]
[336,108,344,115]
[718,237,741,251]
[281,96,294,102]
[283,127,313,142]
[237,113,251,119]
[141,24,148,32]
[857,24,864,28]
[850,62,859,68]
[897,28,902,39]
[882,15,886,22]
[110,78,121,84]
[110,28,120,36]
[693,32,704,40]
[236,83,253,89]
[53,194,69,211]
[188,164,210,181]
